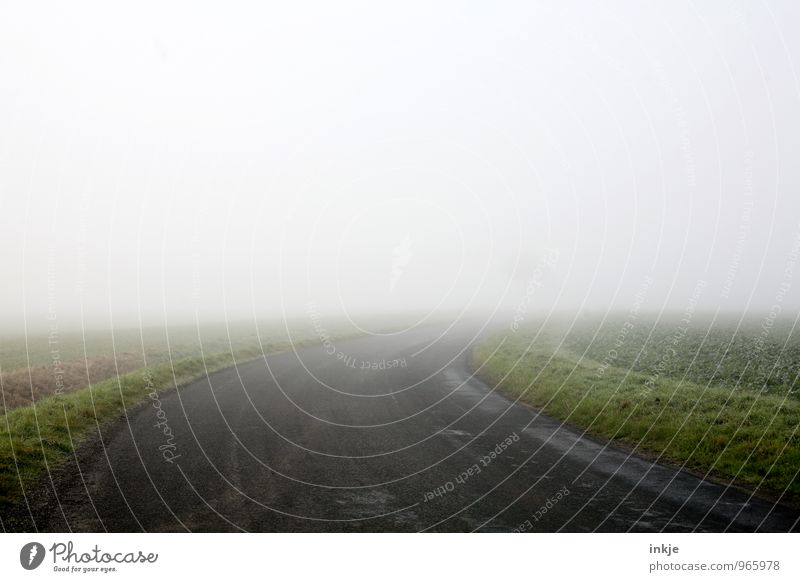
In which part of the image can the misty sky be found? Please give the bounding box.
[1,1,799,333]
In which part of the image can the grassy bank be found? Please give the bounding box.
[0,315,416,512]
[0,344,284,511]
[0,323,298,412]
[473,320,800,497]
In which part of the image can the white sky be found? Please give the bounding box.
[1,1,799,333]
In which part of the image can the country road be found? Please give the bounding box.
[6,322,799,532]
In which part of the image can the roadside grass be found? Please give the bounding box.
[0,317,408,413]
[0,344,283,512]
[474,328,800,497]
[561,314,800,397]
[0,324,246,370]
[0,354,147,411]
[0,323,290,413]
[0,316,409,514]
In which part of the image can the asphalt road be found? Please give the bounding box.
[7,322,800,532]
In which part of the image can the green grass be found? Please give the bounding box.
[0,316,368,513]
[0,321,296,371]
[0,314,423,513]
[561,314,800,396]
[474,318,800,496]
[0,343,283,511]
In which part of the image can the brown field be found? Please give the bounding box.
[0,323,280,415]
[0,319,365,416]
[0,353,146,413]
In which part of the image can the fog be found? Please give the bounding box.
[2,1,799,335]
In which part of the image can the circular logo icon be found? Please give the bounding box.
[20,542,46,570]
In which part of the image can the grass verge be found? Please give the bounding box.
[473,331,800,497]
[0,344,284,512]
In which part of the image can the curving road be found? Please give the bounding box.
[8,322,799,532]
